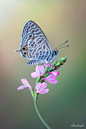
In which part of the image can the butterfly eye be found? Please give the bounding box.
[53,50,57,55]
[23,52,28,56]
[22,46,27,51]
[52,50,58,57]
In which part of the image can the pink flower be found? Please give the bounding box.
[31,65,44,78]
[44,63,55,68]
[44,63,51,67]
[49,71,59,76]
[42,75,58,84]
[36,82,49,94]
[17,79,33,90]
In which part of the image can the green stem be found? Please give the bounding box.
[34,98,51,129]
[34,80,51,129]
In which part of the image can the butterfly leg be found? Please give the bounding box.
[55,57,58,61]
[51,57,58,63]
[27,60,42,66]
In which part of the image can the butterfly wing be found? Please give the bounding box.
[27,60,43,66]
[20,20,52,61]
[20,33,52,61]
[22,20,48,40]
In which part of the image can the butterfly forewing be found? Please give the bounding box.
[22,20,47,40]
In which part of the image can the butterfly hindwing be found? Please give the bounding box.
[27,60,43,66]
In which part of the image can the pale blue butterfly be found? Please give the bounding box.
[15,20,69,66]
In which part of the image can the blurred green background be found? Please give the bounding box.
[0,0,86,129]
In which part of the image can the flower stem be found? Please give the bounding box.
[34,98,51,129]
[33,78,51,129]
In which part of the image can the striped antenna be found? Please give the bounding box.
[56,40,69,49]
[57,45,70,49]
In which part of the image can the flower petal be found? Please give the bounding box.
[44,63,51,67]
[46,75,56,81]
[36,82,41,90]
[32,65,44,78]
[31,72,38,78]
[48,79,58,84]
[36,82,47,90]
[21,79,30,86]
[49,71,59,76]
[21,79,33,90]
[41,82,47,89]
[17,85,26,90]
[38,65,44,76]
[43,75,58,84]
[36,88,49,94]
[36,82,49,94]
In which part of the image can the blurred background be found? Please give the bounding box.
[0,0,86,129]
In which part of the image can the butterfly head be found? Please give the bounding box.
[51,40,69,58]
[52,49,58,57]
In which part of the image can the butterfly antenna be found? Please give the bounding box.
[14,50,21,52]
[56,40,69,49]
[57,45,70,49]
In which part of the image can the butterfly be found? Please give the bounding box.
[15,20,69,66]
